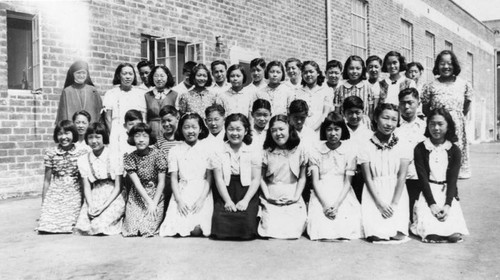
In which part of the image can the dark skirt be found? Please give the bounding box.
[211,175,259,240]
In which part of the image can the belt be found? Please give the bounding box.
[429,179,446,185]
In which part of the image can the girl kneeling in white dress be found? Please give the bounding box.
[307,112,363,241]
[258,114,308,239]
[159,112,213,237]
[411,108,469,243]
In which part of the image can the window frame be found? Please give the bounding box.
[424,31,435,83]
[350,0,367,58]
[401,19,413,61]
[445,40,453,51]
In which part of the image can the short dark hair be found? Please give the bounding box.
[398,87,419,101]
[326,60,343,72]
[72,110,91,123]
[288,99,309,115]
[382,51,407,72]
[372,103,400,128]
[189,64,213,87]
[159,105,179,118]
[224,113,252,145]
[112,63,138,86]
[226,64,247,84]
[366,55,382,67]
[64,60,94,88]
[424,108,458,142]
[285,58,302,70]
[148,65,175,89]
[127,122,157,146]
[53,120,79,143]
[137,60,153,71]
[183,61,197,74]
[205,104,226,118]
[124,109,143,123]
[211,60,227,72]
[264,61,286,81]
[406,62,424,72]
[319,112,350,141]
[433,50,461,76]
[342,55,367,80]
[250,58,266,69]
[85,122,110,145]
[300,60,325,86]
[263,114,301,151]
[175,112,209,141]
[342,96,365,112]
[252,98,272,114]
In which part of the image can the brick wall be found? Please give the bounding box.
[0,0,496,198]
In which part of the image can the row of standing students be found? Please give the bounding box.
[39,89,469,243]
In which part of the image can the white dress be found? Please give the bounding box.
[411,139,469,238]
[258,144,308,239]
[358,134,411,239]
[307,141,363,240]
[290,85,333,132]
[159,141,213,237]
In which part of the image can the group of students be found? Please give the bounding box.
[38,49,471,244]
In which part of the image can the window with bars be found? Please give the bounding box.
[401,19,413,61]
[351,0,367,58]
[424,31,435,82]
[445,40,453,51]
[140,34,205,84]
[7,11,41,90]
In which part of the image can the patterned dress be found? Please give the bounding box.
[177,88,224,117]
[333,80,374,116]
[37,145,89,233]
[422,77,473,178]
[74,147,126,235]
[122,148,167,237]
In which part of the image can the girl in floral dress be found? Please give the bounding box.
[252,61,293,116]
[122,123,167,237]
[38,120,89,233]
[74,122,126,235]
[422,50,473,179]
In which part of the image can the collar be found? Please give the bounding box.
[423,138,452,152]
[318,141,346,155]
[385,75,406,85]
[223,142,251,154]
[213,82,229,88]
[269,145,299,156]
[343,80,365,89]
[370,133,399,150]
[227,87,245,95]
[400,116,425,127]
[89,146,109,161]
[56,144,77,155]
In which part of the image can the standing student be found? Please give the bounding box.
[366,55,383,105]
[145,65,178,138]
[284,58,303,89]
[172,61,197,97]
[250,99,272,150]
[74,122,126,236]
[291,61,332,132]
[258,115,308,239]
[160,113,213,237]
[288,99,317,145]
[178,63,224,117]
[307,112,362,241]
[137,60,153,91]
[122,123,166,237]
[117,110,144,159]
[38,120,89,233]
[204,104,227,152]
[103,63,146,154]
[210,60,231,95]
[72,110,92,151]
[421,50,473,179]
[245,58,267,95]
[342,96,373,202]
[405,62,425,117]
[379,51,416,106]
[358,103,411,243]
[221,64,253,117]
[396,88,426,222]
[56,60,102,125]
[334,55,374,120]
[325,60,343,91]
[211,114,261,240]
[252,61,291,116]
[411,108,469,243]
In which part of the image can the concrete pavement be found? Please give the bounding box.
[1,143,500,279]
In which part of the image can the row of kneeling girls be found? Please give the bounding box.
[38,104,468,244]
